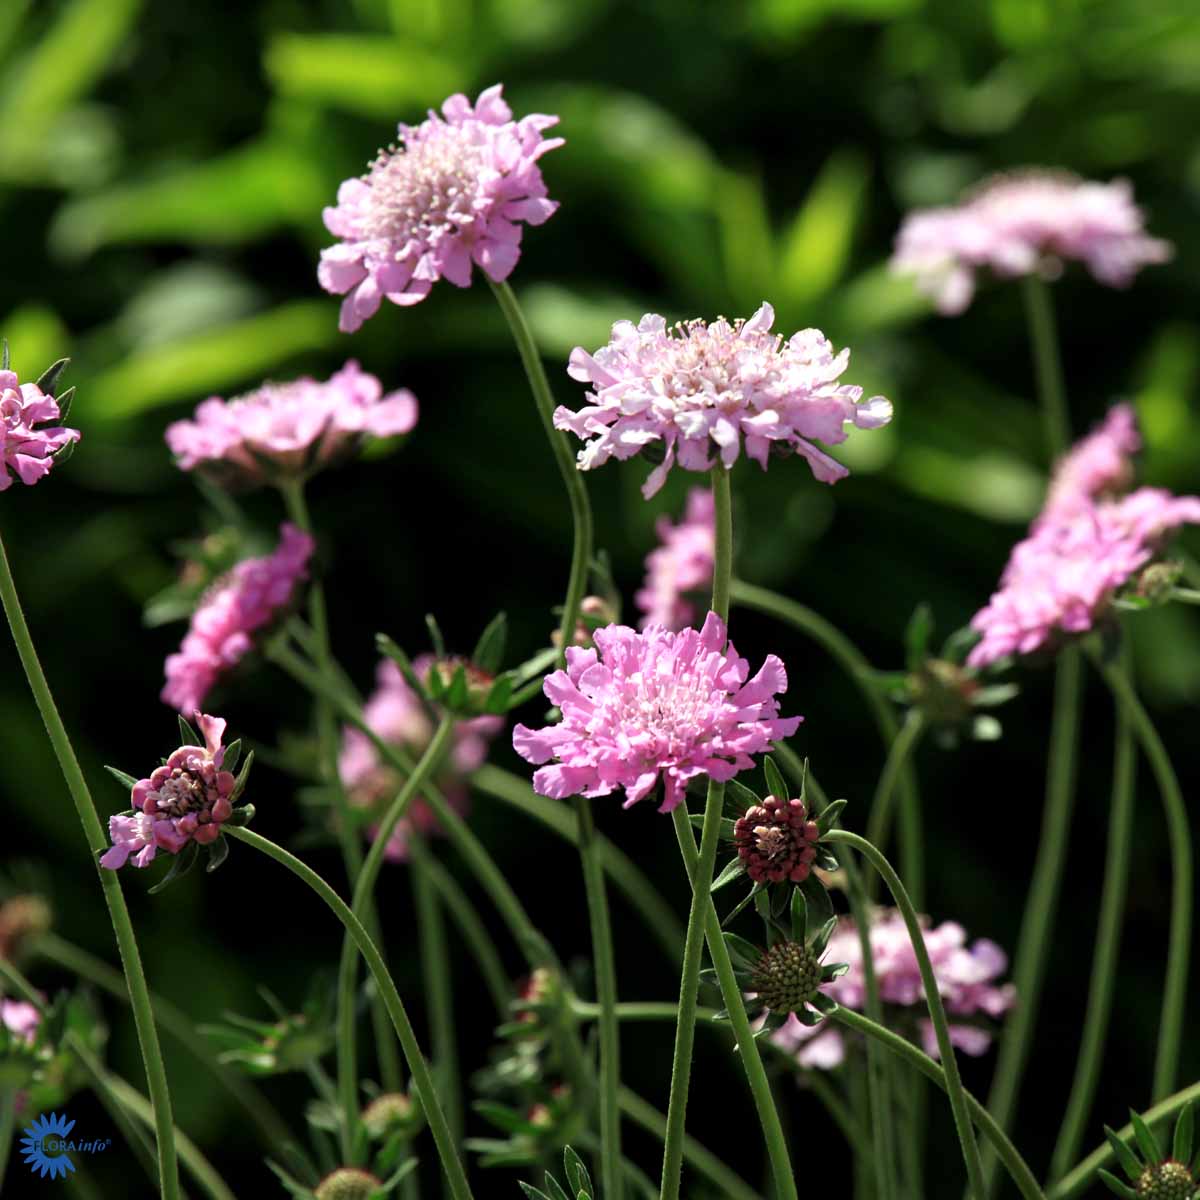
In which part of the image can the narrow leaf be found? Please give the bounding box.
[563,1146,593,1197]
[710,857,747,893]
[35,357,69,397]
[1129,1110,1162,1165]
[178,714,202,747]
[1173,1100,1194,1164]
[424,613,446,658]
[815,798,848,834]
[221,738,242,774]
[472,611,508,675]
[1104,1126,1144,1181]
[205,836,230,873]
[905,602,933,672]
[54,385,75,423]
[484,674,514,714]
[376,633,429,701]
[762,755,788,801]
[725,778,760,815]
[148,841,200,895]
[790,886,807,943]
[104,765,140,791]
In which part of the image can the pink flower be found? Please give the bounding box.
[555,303,892,498]
[968,407,1200,669]
[636,488,715,630]
[1,369,80,492]
[512,612,802,813]
[318,84,562,331]
[891,172,1172,315]
[101,714,237,869]
[338,658,501,861]
[165,361,417,488]
[162,523,313,713]
[1,998,40,1043]
[773,910,1015,1068]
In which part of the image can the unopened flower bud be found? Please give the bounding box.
[750,940,823,1014]
[1136,561,1183,604]
[363,1091,422,1139]
[733,796,820,883]
[314,1168,382,1200]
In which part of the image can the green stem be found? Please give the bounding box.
[335,715,456,1158]
[0,528,180,1200]
[490,278,593,665]
[33,932,293,1149]
[409,833,462,1165]
[1048,665,1135,1180]
[225,825,474,1200]
[980,646,1081,1197]
[1021,275,1070,459]
[728,579,924,902]
[618,1087,760,1200]
[1088,644,1192,1101]
[1049,1082,1200,1200]
[574,795,622,1200]
[471,764,684,960]
[825,829,986,1198]
[864,710,925,903]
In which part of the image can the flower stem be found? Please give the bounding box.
[1088,643,1192,1101]
[490,279,593,664]
[824,829,987,1198]
[1048,657,1135,1180]
[1021,275,1070,459]
[979,645,1081,1197]
[574,794,623,1200]
[864,710,926,903]
[0,527,181,1200]
[409,832,462,1165]
[225,824,474,1200]
[334,714,456,1158]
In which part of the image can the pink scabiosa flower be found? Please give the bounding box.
[891,172,1172,315]
[772,910,1015,1068]
[1,367,80,492]
[636,487,715,630]
[968,407,1200,669]
[338,658,501,861]
[1,999,40,1044]
[318,84,562,331]
[162,523,313,713]
[165,360,417,489]
[512,612,802,812]
[555,303,892,498]
[100,714,251,873]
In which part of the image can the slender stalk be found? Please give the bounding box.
[574,794,622,1200]
[409,833,462,1163]
[1048,665,1135,1179]
[1089,645,1192,1100]
[471,764,684,959]
[980,646,1081,1197]
[864,711,925,901]
[225,825,474,1200]
[1049,1081,1200,1200]
[490,278,593,665]
[825,830,986,1198]
[1021,275,1070,459]
[0,528,181,1200]
[32,932,293,1149]
[335,715,456,1158]
[729,579,924,902]
[619,1087,761,1200]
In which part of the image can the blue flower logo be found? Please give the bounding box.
[20,1111,77,1179]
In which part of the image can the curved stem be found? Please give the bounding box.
[864,710,925,903]
[33,932,293,1149]
[1048,665,1135,1179]
[226,825,474,1200]
[1049,1081,1200,1200]
[490,279,593,665]
[574,795,622,1200]
[409,832,462,1165]
[1021,275,1069,459]
[1088,644,1192,1101]
[471,764,684,959]
[0,528,180,1200]
[825,829,986,1198]
[980,646,1081,1197]
[335,715,456,1156]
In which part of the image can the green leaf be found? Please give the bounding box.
[1129,1110,1162,1165]
[762,755,788,801]
[790,886,807,942]
[222,739,242,774]
[800,873,835,940]
[104,765,139,791]
[722,931,762,971]
[518,1187,553,1200]
[1104,1125,1145,1181]
[562,1146,593,1198]
[425,614,446,659]
[205,836,229,874]
[1174,1100,1195,1164]
[472,612,508,674]
[905,603,934,672]
[725,778,760,815]
[1096,1169,1137,1199]
[484,674,514,714]
[474,1100,538,1135]
[811,915,838,958]
[148,841,200,895]
[811,992,839,1015]
[710,857,747,892]
[376,634,430,702]
[815,798,848,834]
[35,357,69,398]
[721,882,763,928]
[266,1158,319,1200]
[53,385,74,423]
[540,1173,572,1200]
[1,339,7,371]
[231,750,255,802]
[445,663,469,711]
[177,714,202,746]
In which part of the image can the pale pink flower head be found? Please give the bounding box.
[166,360,417,488]
[892,172,1172,315]
[1040,403,1141,522]
[773,910,1015,1068]
[512,612,802,812]
[636,487,715,630]
[1,369,80,492]
[338,657,501,861]
[555,303,892,498]
[1,998,41,1043]
[101,714,237,870]
[162,523,313,713]
[318,84,562,331]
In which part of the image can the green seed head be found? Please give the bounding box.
[314,1167,381,1200]
[362,1092,416,1139]
[1136,1161,1196,1200]
[749,940,822,1013]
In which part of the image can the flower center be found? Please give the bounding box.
[151,770,207,817]
[734,797,820,883]
[1136,1161,1196,1200]
[750,941,823,1014]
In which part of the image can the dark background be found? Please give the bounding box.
[2,0,1199,1195]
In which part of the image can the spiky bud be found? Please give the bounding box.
[1136,1161,1196,1200]
[749,940,823,1013]
[733,796,819,883]
[314,1167,381,1200]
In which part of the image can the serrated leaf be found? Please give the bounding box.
[205,836,229,874]
[762,755,788,801]
[178,714,202,747]
[35,357,69,398]
[710,857,747,893]
[1129,1110,1163,1165]
[472,612,508,675]
[816,798,848,834]
[104,765,140,791]
[1174,1101,1195,1164]
[148,841,200,895]
[1104,1126,1144,1181]
[905,603,934,672]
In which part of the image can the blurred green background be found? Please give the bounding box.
[3,0,1199,1195]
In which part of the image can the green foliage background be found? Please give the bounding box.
[2,0,1199,1195]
